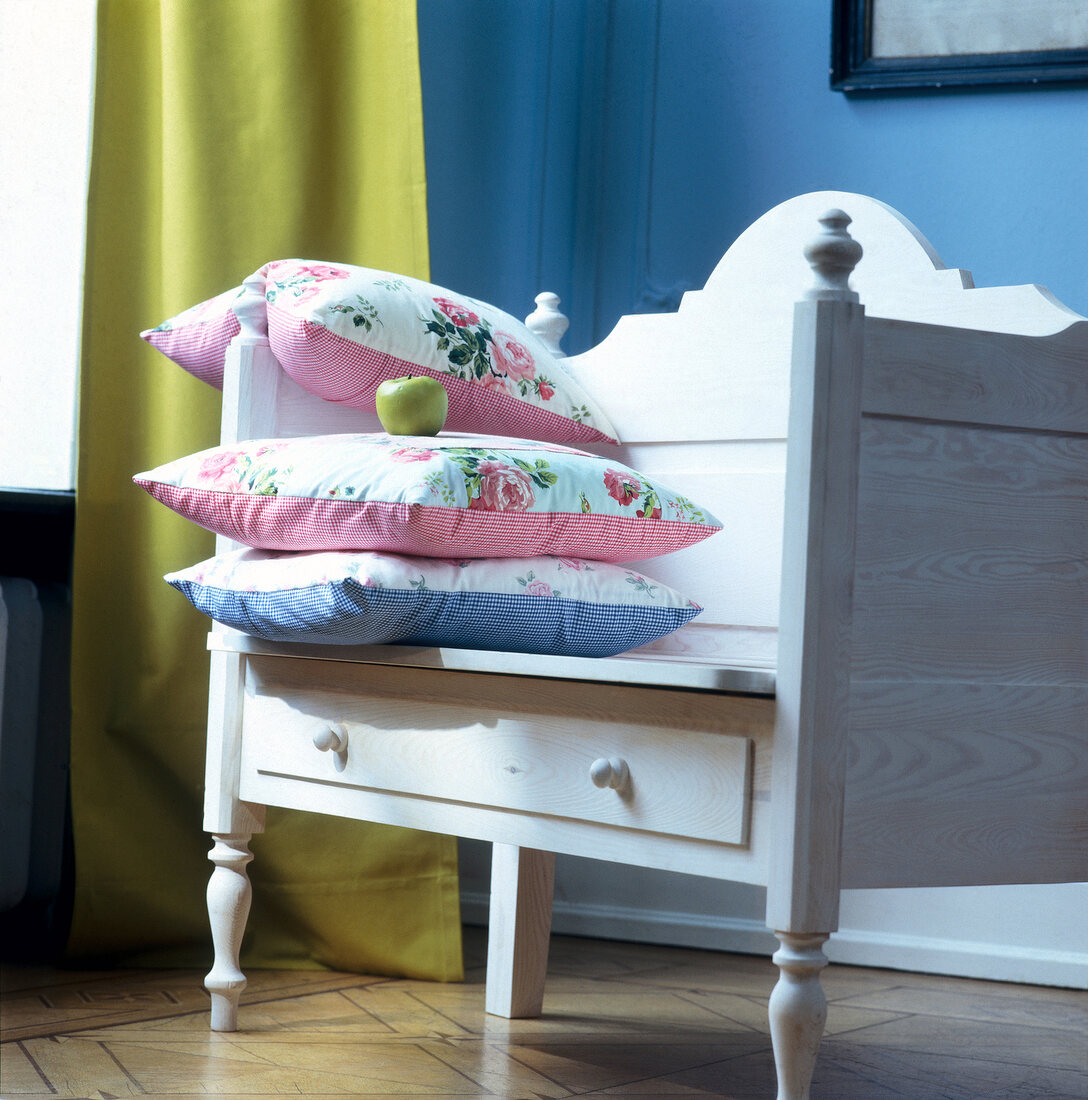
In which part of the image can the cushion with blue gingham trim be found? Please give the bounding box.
[165,548,702,658]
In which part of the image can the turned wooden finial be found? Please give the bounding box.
[234,268,270,343]
[803,209,863,302]
[525,291,570,355]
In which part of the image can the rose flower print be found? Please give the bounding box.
[198,450,243,483]
[469,460,536,511]
[603,467,642,506]
[491,332,536,382]
[433,298,480,328]
[388,447,438,463]
[517,570,558,597]
[292,263,351,281]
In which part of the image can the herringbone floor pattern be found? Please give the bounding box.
[2,929,1085,1098]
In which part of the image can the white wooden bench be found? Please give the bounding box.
[200,191,1088,1099]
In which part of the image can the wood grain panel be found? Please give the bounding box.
[841,792,1088,889]
[847,682,1088,803]
[275,365,382,438]
[864,318,1088,433]
[856,415,1088,504]
[852,417,1087,684]
[605,442,786,638]
[843,679,1087,888]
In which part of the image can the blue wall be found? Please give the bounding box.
[419,0,1088,353]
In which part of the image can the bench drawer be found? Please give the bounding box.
[238,660,753,846]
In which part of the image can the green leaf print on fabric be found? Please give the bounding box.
[420,298,548,404]
[511,457,559,490]
[423,298,494,381]
[327,295,382,333]
[235,454,290,496]
[669,494,711,524]
[625,573,659,599]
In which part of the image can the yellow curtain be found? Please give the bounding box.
[69,0,462,979]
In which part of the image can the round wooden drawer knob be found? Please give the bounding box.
[589,756,630,791]
[313,723,349,754]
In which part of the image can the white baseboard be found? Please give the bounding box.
[823,926,1087,989]
[459,890,1088,990]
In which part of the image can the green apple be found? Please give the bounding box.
[375,375,449,435]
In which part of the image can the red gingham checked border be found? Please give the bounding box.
[138,483,717,563]
[267,305,615,445]
[144,314,240,390]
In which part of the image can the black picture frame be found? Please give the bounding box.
[831,0,1088,91]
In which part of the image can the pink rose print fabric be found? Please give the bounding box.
[470,461,536,511]
[287,263,352,281]
[434,298,480,328]
[198,450,243,483]
[135,432,721,562]
[389,447,438,463]
[604,468,642,506]
[491,332,536,382]
[520,575,555,597]
[142,259,617,445]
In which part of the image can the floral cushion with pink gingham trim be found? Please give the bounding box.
[141,260,617,445]
[134,433,721,561]
[141,285,242,387]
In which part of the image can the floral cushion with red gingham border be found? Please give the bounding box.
[141,261,617,446]
[134,433,721,562]
[140,285,242,388]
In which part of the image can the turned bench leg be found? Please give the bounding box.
[485,844,555,1018]
[205,832,255,1031]
[768,931,830,1100]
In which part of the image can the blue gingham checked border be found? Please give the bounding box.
[171,578,699,659]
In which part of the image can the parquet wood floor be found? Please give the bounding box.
[2,929,1085,1098]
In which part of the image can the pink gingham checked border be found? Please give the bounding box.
[140,484,711,563]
